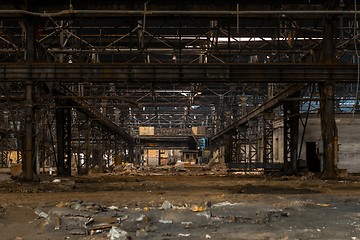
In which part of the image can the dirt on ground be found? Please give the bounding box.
[0,168,360,240]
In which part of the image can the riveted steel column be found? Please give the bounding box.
[223,133,232,165]
[85,118,91,174]
[320,82,337,179]
[283,92,300,175]
[262,112,274,170]
[320,4,338,179]
[21,81,35,181]
[55,100,72,176]
[19,16,37,181]
[128,144,134,163]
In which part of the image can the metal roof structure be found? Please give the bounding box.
[0,0,357,179]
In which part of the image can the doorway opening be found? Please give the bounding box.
[306,142,320,172]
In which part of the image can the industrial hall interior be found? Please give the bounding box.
[1,1,360,240]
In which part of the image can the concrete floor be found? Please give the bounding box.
[0,170,359,239]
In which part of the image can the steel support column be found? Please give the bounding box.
[20,81,37,181]
[319,4,338,179]
[247,119,258,169]
[229,126,248,169]
[85,118,91,174]
[320,82,337,178]
[0,142,6,167]
[283,91,300,174]
[55,100,72,176]
[135,146,141,166]
[128,144,134,163]
[114,138,119,165]
[223,133,232,165]
[262,112,274,170]
[19,16,38,181]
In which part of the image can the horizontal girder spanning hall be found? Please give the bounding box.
[0,10,359,18]
[0,64,357,83]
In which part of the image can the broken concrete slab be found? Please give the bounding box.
[255,209,290,224]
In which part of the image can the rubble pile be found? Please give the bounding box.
[111,162,227,177]
[33,200,290,239]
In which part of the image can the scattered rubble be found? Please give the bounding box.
[159,219,173,224]
[160,200,172,210]
[108,226,128,240]
[2,173,360,239]
[34,209,48,219]
[34,199,292,238]
[110,161,228,177]
[255,209,290,224]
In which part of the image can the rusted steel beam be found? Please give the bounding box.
[0,63,357,83]
[0,10,359,18]
[210,83,307,141]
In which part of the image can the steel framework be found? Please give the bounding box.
[0,0,358,179]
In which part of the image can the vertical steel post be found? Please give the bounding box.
[129,144,134,163]
[55,100,72,176]
[247,119,258,170]
[262,112,274,170]
[20,17,37,181]
[320,82,337,178]
[283,93,300,174]
[22,81,34,181]
[85,118,91,174]
[223,133,232,165]
[320,4,338,179]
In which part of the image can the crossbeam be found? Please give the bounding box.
[0,63,357,83]
[54,86,134,143]
[0,10,359,18]
[211,84,307,141]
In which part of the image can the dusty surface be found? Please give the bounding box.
[0,170,360,240]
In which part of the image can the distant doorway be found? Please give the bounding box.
[306,142,320,172]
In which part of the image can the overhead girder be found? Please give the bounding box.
[0,63,357,83]
[0,4,358,64]
[0,9,358,19]
[136,136,197,149]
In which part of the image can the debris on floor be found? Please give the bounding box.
[34,199,284,239]
[2,173,360,239]
[255,209,290,224]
